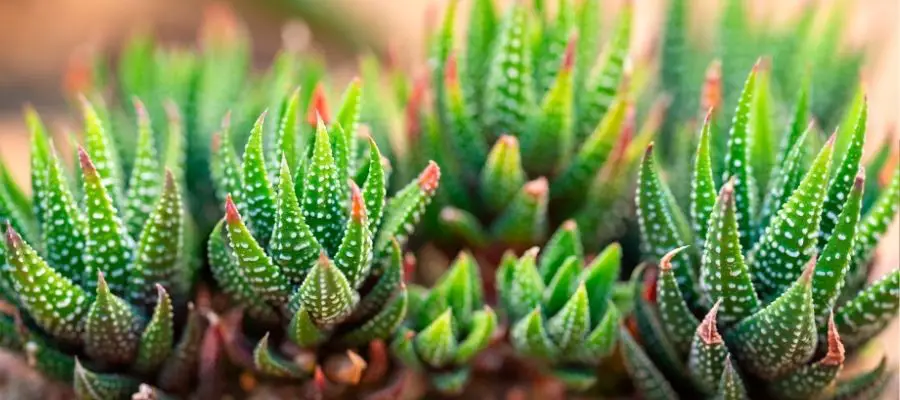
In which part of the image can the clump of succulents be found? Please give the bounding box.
[400,0,642,252]
[0,100,205,398]
[206,78,441,395]
[494,221,623,392]
[624,63,900,399]
[392,252,497,394]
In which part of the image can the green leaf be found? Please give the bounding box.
[157,304,207,393]
[274,88,301,177]
[492,178,549,245]
[758,124,811,235]
[533,0,574,96]
[769,315,845,400]
[463,0,498,117]
[335,78,363,169]
[439,207,489,248]
[23,337,76,383]
[522,39,575,176]
[700,179,760,325]
[80,97,125,210]
[73,359,139,400]
[835,269,899,350]
[501,248,545,322]
[750,65,775,193]
[241,113,278,246]
[439,252,482,328]
[287,307,326,348]
[538,221,584,284]
[84,272,142,365]
[352,238,403,321]
[253,333,308,378]
[224,196,290,304]
[750,135,833,300]
[510,307,557,360]
[429,0,458,130]
[553,95,628,203]
[575,3,632,142]
[657,246,700,355]
[414,309,457,368]
[484,3,534,139]
[580,303,619,362]
[727,261,816,379]
[270,158,321,286]
[26,105,51,233]
[812,172,863,326]
[582,243,621,326]
[722,64,759,250]
[714,355,748,400]
[129,171,183,308]
[302,119,346,254]
[691,112,717,250]
[480,135,526,212]
[687,300,728,395]
[374,162,440,254]
[298,252,357,325]
[391,328,424,372]
[333,183,373,288]
[208,220,278,323]
[336,286,408,347]
[79,148,134,295]
[830,356,891,400]
[39,149,87,285]
[847,163,900,289]
[572,0,599,93]
[636,143,697,305]
[444,54,488,174]
[547,283,590,355]
[123,100,163,240]
[5,227,89,344]
[210,126,244,208]
[542,256,579,317]
[134,285,174,373]
[362,138,386,233]
[619,327,679,400]
[820,99,866,247]
[453,306,496,364]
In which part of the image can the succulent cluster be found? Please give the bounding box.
[393,253,496,394]
[206,77,442,394]
[402,0,641,252]
[496,222,622,391]
[625,63,900,399]
[0,101,204,398]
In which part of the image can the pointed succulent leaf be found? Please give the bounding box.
[848,163,899,287]
[657,246,701,355]
[353,238,403,321]
[538,220,584,284]
[533,0,574,96]
[579,303,619,362]
[820,100,866,246]
[414,309,457,368]
[157,304,206,393]
[700,179,759,325]
[374,162,440,254]
[207,220,278,323]
[727,261,817,379]
[439,252,482,328]
[687,300,728,395]
[453,306,496,364]
[619,327,679,400]
[270,158,321,285]
[74,360,139,400]
[123,100,163,240]
[636,143,697,304]
[299,252,357,325]
[241,113,278,246]
[337,286,408,347]
[463,0,498,115]
[759,124,812,233]
[770,315,845,399]
[440,207,489,248]
[521,39,575,176]
[835,269,899,350]
[330,123,352,199]
[362,138,386,232]
[547,283,590,355]
[573,0,599,91]
[751,135,834,300]
[542,256,580,316]
[79,148,133,295]
[391,328,424,372]
[335,79,362,169]
[582,243,621,326]
[302,119,346,254]
[631,264,691,383]
[85,272,142,365]
[830,356,891,400]
[484,2,534,139]
[511,307,557,360]
[39,149,87,285]
[502,248,545,321]
[134,285,174,373]
[444,54,488,173]
[553,96,628,202]
[274,88,301,176]
[776,75,811,169]
[253,333,309,378]
[813,172,863,325]
[576,4,632,141]
[722,65,759,249]
[750,65,775,193]
[715,356,748,400]
[480,135,526,212]
[334,183,372,288]
[80,98,124,209]
[5,227,89,343]
[691,111,717,249]
[26,106,51,231]
[210,128,244,207]
[224,196,290,304]
[23,337,76,383]
[288,307,327,348]
[129,172,183,307]
[492,178,549,245]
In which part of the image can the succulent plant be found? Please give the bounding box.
[494,221,623,392]
[392,252,497,394]
[206,86,441,394]
[625,63,900,399]
[0,100,204,398]
[395,0,642,253]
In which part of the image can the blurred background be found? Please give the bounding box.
[0,0,897,394]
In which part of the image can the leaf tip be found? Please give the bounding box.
[822,313,846,366]
[659,245,689,271]
[349,181,366,221]
[77,146,96,175]
[418,161,441,193]
[224,194,241,224]
[307,83,331,126]
[698,299,722,344]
